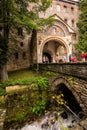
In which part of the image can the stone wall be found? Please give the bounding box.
[7,35,31,72]
[38,62,87,80]
[38,62,87,115]
[49,75,87,115]
[6,0,80,72]
[39,0,79,32]
[73,78,87,115]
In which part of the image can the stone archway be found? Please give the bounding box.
[50,76,83,114]
[38,36,69,63]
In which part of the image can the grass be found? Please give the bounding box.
[0,68,43,96]
[0,68,58,96]
[8,68,41,81]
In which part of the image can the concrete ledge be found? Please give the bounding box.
[6,85,28,93]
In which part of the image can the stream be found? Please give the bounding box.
[21,110,81,130]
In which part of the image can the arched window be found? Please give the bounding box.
[71,7,74,13]
[20,42,24,47]
[18,28,23,36]
[15,52,18,59]
[73,34,76,40]
[64,5,67,12]
[22,52,26,59]
[57,4,60,12]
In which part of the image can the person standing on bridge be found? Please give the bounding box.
[81,52,86,62]
[45,56,49,63]
[69,54,72,62]
[43,55,46,63]
[71,57,77,62]
[55,54,59,63]
[61,55,66,62]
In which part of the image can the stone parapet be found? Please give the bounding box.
[38,62,87,80]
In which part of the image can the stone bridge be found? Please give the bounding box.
[37,62,87,116]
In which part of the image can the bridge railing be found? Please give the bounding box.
[35,62,87,80]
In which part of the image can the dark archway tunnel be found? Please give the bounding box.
[43,52,52,63]
[55,83,82,115]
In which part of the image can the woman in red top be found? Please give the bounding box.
[71,57,77,62]
[81,52,86,62]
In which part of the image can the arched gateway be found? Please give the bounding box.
[40,37,69,63]
[36,15,75,63]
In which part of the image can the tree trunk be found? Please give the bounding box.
[0,34,8,82]
[0,0,10,82]
[0,64,8,82]
[29,29,37,66]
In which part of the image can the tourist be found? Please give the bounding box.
[54,54,59,63]
[69,54,72,62]
[43,56,46,63]
[45,56,49,63]
[62,55,66,62]
[81,52,86,62]
[71,56,77,62]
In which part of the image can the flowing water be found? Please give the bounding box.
[21,110,81,130]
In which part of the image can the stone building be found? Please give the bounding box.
[0,0,80,71]
[37,0,79,64]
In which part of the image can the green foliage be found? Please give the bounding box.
[74,0,87,53]
[1,77,48,87]
[0,82,6,96]
[0,77,48,95]
[1,0,53,33]
[0,69,49,95]
[0,96,5,108]
[37,78,48,90]
[14,112,26,123]
[6,111,27,124]
[46,71,59,76]
[4,76,49,127]
[0,88,6,96]
[0,0,53,77]
[32,100,46,115]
